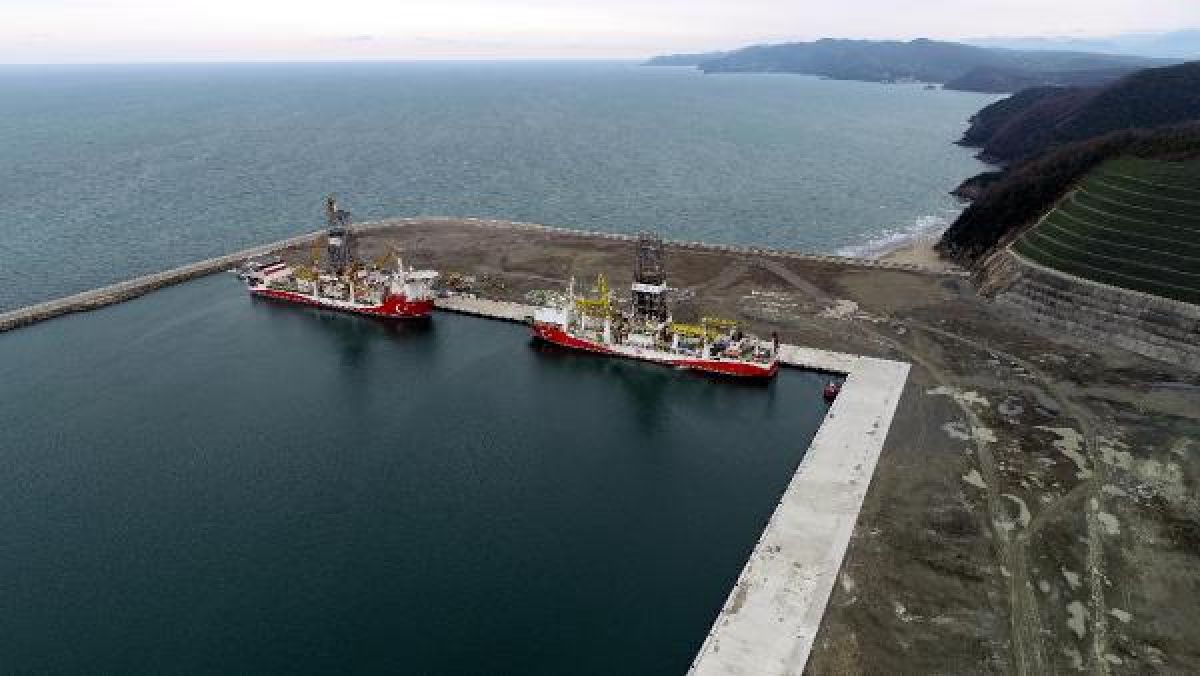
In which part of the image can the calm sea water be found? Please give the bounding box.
[0,274,832,673]
[0,61,996,310]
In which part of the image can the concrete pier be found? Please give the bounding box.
[434,296,534,323]
[777,343,862,374]
[689,355,909,675]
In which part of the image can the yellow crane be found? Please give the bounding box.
[575,274,612,318]
[670,316,738,341]
[311,238,323,266]
[701,316,738,330]
[374,245,400,270]
[669,322,708,339]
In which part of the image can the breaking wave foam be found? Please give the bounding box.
[835,214,953,259]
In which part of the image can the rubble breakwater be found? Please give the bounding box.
[0,232,321,333]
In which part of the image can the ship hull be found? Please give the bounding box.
[532,322,778,378]
[250,286,434,319]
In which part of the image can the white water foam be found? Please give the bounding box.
[835,213,956,259]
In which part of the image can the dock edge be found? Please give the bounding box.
[689,351,911,675]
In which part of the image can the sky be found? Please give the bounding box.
[1,0,1198,63]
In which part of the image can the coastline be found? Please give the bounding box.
[875,232,960,272]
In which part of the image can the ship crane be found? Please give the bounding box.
[575,274,612,318]
[374,245,406,271]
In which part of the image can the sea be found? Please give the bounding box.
[1,61,993,673]
[0,61,996,311]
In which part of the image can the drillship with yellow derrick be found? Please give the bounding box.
[531,233,779,378]
[241,196,439,320]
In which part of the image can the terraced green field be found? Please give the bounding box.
[1013,157,1200,304]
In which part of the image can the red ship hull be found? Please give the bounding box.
[250,287,435,319]
[532,323,778,378]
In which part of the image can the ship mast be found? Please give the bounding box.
[324,194,354,275]
[631,232,668,321]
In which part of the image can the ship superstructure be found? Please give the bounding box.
[531,233,779,378]
[241,196,439,319]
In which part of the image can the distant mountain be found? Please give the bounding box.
[957,61,1200,164]
[968,30,1200,59]
[643,51,728,67]
[653,38,1172,92]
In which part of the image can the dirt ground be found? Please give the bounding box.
[285,220,1200,675]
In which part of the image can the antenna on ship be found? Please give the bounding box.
[632,232,668,321]
[324,194,354,275]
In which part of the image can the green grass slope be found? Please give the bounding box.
[1012,157,1200,304]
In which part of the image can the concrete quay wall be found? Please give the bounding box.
[434,295,534,323]
[688,355,909,675]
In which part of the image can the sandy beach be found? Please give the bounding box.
[876,233,961,272]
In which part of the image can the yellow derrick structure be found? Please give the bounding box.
[374,245,400,269]
[575,274,612,318]
[670,316,738,341]
[670,323,708,339]
[288,239,324,282]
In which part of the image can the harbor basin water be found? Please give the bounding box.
[0,274,832,674]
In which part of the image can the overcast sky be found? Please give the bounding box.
[2,0,1197,63]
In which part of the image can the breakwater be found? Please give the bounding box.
[0,232,321,333]
[0,217,964,334]
[360,217,967,274]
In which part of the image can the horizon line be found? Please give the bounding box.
[0,57,656,67]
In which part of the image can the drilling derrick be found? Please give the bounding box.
[324,195,354,274]
[631,232,668,321]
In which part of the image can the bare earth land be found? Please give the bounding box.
[279,220,1199,675]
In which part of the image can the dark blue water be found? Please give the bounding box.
[0,61,996,310]
[0,274,832,673]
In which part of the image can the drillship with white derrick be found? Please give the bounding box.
[531,233,779,378]
[241,196,439,319]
